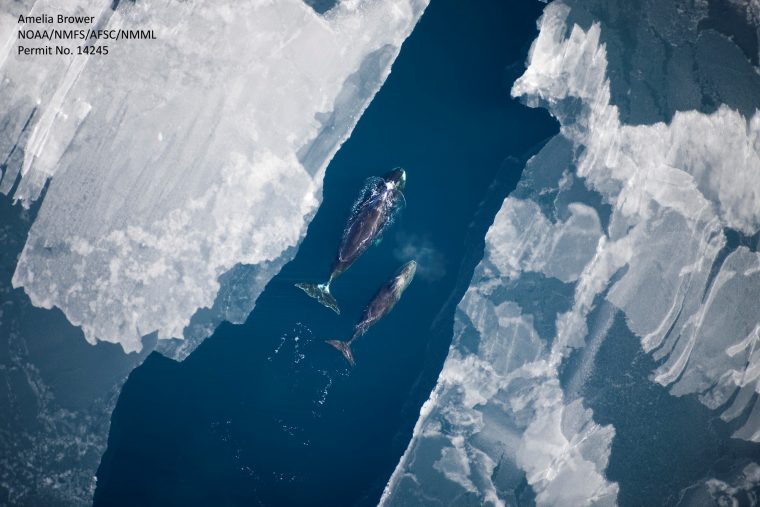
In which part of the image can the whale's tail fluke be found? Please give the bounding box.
[326,339,355,366]
[295,282,340,314]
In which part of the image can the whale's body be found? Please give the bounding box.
[326,260,417,366]
[296,168,406,314]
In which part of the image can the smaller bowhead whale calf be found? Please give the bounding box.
[296,168,406,314]
[326,260,417,366]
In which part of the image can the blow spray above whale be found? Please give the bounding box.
[326,260,417,366]
[296,168,407,314]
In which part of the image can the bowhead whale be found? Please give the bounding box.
[326,260,416,366]
[296,168,406,314]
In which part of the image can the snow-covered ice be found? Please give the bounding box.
[0,1,426,504]
[383,0,760,504]
[0,0,428,354]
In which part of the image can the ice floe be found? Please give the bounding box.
[1,0,428,353]
[385,0,760,504]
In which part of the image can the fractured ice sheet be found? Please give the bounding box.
[486,198,602,284]
[382,229,618,506]
[511,1,760,441]
[0,0,428,353]
[385,0,760,505]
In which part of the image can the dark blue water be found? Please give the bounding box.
[94,2,557,505]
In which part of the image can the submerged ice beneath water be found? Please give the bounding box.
[384,1,760,505]
[0,0,427,354]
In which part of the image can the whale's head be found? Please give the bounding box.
[397,260,417,289]
[383,168,406,192]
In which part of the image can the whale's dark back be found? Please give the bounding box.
[354,276,399,338]
[332,186,403,276]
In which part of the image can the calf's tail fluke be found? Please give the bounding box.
[295,282,340,314]
[326,339,355,366]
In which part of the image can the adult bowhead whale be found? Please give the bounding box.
[326,260,416,366]
[296,168,406,314]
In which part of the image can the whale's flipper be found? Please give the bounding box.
[295,282,340,314]
[326,339,355,366]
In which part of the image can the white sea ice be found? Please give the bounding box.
[0,0,428,353]
[385,0,760,504]
[382,240,618,507]
[513,1,760,442]
[486,198,602,283]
